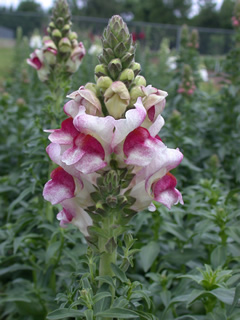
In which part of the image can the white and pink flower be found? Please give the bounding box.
[27,49,50,82]
[66,42,86,73]
[43,166,93,236]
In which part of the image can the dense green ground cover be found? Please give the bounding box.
[0,34,240,320]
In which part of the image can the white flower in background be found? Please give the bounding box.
[29,35,42,48]
[167,56,177,70]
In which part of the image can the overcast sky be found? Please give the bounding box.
[0,0,224,15]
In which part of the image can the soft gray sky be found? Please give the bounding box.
[0,0,224,14]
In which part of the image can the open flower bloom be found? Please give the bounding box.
[141,85,168,128]
[64,86,102,116]
[27,49,50,81]
[43,167,93,236]
[66,42,86,73]
[46,117,108,175]
[122,126,183,210]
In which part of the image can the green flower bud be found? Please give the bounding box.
[69,31,78,40]
[56,17,64,28]
[95,64,107,77]
[48,21,55,29]
[97,76,113,92]
[108,58,122,79]
[119,68,134,82]
[131,62,141,76]
[58,37,72,52]
[63,24,70,32]
[130,85,144,104]
[52,28,62,38]
[134,75,146,86]
[85,82,98,95]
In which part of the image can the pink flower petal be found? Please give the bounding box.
[59,198,92,236]
[123,127,160,166]
[145,148,183,194]
[47,118,79,145]
[153,173,183,209]
[73,107,115,145]
[43,167,76,205]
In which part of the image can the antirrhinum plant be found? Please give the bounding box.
[43,15,183,318]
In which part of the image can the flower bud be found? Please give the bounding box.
[134,75,146,86]
[131,62,141,75]
[108,58,122,79]
[130,85,144,104]
[85,82,98,95]
[119,68,134,82]
[59,37,72,53]
[95,64,107,77]
[104,81,130,118]
[52,28,62,38]
[48,21,55,29]
[69,31,78,40]
[97,76,113,92]
[43,40,57,65]
[63,24,70,32]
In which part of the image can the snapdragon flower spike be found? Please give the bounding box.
[43,15,184,237]
[27,0,86,81]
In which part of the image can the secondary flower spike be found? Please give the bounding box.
[43,15,183,244]
[27,0,85,81]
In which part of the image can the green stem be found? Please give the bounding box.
[99,244,116,279]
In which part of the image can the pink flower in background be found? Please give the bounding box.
[27,49,43,70]
[66,42,86,73]
[27,49,50,81]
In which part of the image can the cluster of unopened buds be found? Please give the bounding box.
[27,0,85,81]
[43,15,183,241]
[232,16,240,27]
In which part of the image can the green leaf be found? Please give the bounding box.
[228,283,240,316]
[0,296,31,304]
[45,241,62,264]
[95,276,115,289]
[210,245,227,269]
[0,263,33,276]
[131,290,152,309]
[139,241,160,272]
[84,309,93,320]
[111,263,128,283]
[96,308,139,318]
[210,288,235,305]
[93,292,112,304]
[47,308,84,319]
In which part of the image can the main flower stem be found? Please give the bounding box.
[98,216,117,319]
